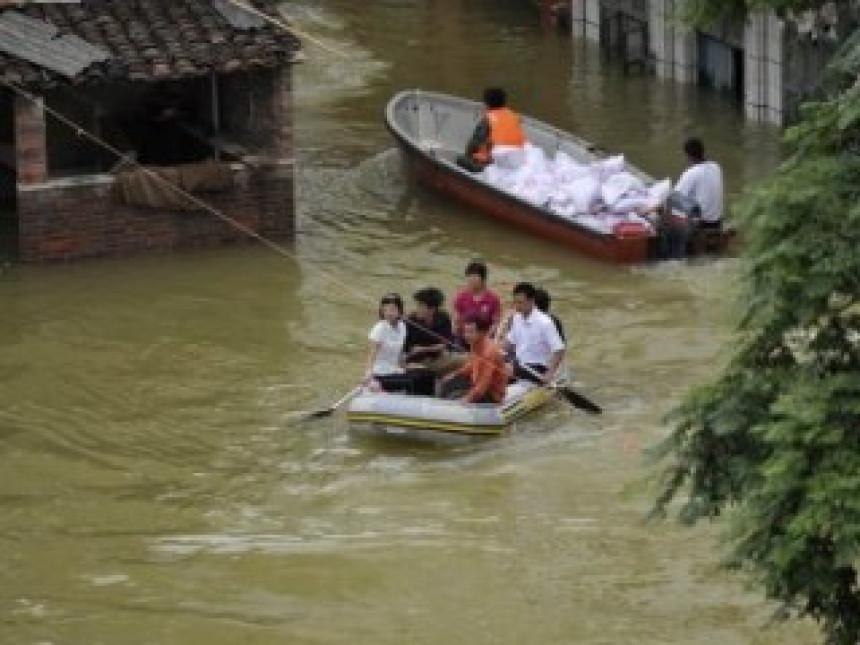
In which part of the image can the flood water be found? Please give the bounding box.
[0,1,819,643]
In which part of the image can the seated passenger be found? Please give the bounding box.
[403,287,465,375]
[364,293,434,396]
[456,87,526,173]
[439,316,508,404]
[658,137,725,259]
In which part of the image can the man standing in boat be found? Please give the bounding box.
[453,261,502,344]
[457,87,527,173]
[505,282,566,385]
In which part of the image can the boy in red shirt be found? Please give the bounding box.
[452,261,502,344]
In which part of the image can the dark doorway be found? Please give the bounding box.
[697,32,744,101]
[0,88,17,261]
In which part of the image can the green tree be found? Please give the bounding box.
[652,6,860,644]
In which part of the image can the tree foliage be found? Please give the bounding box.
[680,0,858,32]
[652,22,860,645]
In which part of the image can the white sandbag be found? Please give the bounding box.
[552,151,590,183]
[610,194,652,214]
[492,145,526,170]
[567,175,602,213]
[646,178,673,207]
[516,175,553,207]
[575,214,612,234]
[523,143,549,173]
[601,171,644,207]
[555,151,577,168]
[482,164,522,193]
[593,154,626,180]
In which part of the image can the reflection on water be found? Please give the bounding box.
[0,1,816,643]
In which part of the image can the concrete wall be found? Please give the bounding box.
[649,0,696,83]
[570,0,601,40]
[567,0,823,125]
[743,12,784,123]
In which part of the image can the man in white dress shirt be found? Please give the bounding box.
[505,282,566,385]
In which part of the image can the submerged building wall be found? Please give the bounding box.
[568,0,831,125]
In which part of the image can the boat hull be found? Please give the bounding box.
[347,385,556,443]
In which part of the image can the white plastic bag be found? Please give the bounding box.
[492,145,526,170]
[567,175,602,213]
[593,154,626,180]
[601,171,644,207]
[645,178,673,208]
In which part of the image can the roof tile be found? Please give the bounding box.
[0,0,300,89]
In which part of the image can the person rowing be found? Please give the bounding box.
[439,315,508,404]
[402,287,465,375]
[364,293,434,395]
[504,282,565,384]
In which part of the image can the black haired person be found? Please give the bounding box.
[676,137,723,231]
[505,282,565,385]
[456,87,526,173]
[402,287,464,375]
[660,137,725,258]
[364,293,434,396]
[453,260,502,345]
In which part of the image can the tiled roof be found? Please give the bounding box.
[0,0,301,88]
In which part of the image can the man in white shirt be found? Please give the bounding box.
[505,282,565,385]
[676,137,724,229]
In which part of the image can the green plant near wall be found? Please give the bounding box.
[652,16,860,645]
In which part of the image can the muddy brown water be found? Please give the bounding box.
[0,1,818,643]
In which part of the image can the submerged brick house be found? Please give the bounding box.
[0,0,300,261]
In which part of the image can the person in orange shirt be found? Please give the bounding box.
[457,87,526,173]
[439,316,508,404]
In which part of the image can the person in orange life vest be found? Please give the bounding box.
[456,87,526,173]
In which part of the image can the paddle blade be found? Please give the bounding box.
[304,407,336,420]
[559,387,602,414]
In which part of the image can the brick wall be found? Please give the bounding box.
[17,163,294,261]
[14,94,47,185]
[272,66,293,159]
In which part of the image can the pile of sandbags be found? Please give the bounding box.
[479,144,673,234]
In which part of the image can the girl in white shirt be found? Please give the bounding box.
[364,294,435,395]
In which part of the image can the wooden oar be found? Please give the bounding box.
[518,363,602,415]
[288,385,363,422]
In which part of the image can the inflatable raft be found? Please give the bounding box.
[346,381,556,443]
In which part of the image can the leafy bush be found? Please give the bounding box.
[653,30,860,645]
